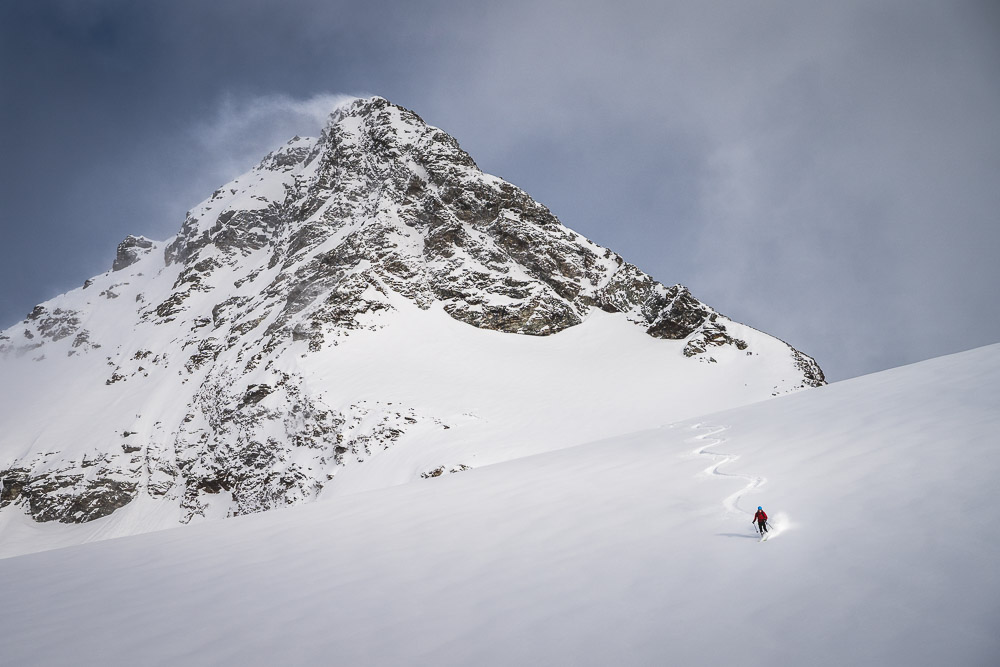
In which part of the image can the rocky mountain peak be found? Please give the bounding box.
[0,96,824,542]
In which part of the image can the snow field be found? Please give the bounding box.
[1,343,997,666]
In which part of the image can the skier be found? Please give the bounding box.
[752,506,768,535]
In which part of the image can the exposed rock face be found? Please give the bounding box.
[155,97,801,355]
[0,96,825,529]
[0,459,138,523]
[113,235,155,272]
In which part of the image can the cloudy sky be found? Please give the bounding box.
[1,0,997,381]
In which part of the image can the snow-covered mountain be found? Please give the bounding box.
[0,96,823,552]
[1,344,995,666]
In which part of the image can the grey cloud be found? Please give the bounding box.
[1,0,997,381]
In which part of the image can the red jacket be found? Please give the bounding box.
[754,509,768,523]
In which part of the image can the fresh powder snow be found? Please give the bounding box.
[0,343,996,666]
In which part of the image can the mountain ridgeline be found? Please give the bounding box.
[0,97,824,533]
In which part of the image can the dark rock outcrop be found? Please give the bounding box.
[113,235,155,272]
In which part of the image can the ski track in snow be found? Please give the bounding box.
[690,423,771,537]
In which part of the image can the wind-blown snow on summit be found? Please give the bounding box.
[0,97,824,553]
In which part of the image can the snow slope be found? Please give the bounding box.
[1,344,996,666]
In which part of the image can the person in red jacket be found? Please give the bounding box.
[752,506,768,534]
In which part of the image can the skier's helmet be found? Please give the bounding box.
[758,506,762,510]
